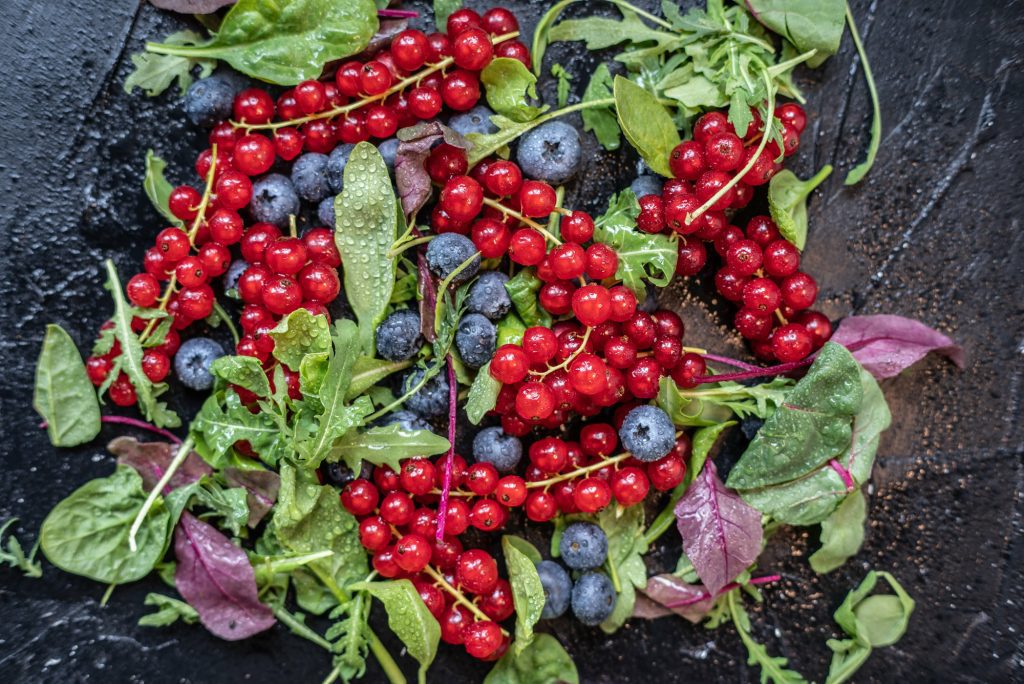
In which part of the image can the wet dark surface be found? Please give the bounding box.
[1,1,1023,682]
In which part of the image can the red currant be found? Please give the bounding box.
[340,479,379,516]
[611,466,650,506]
[771,323,814,362]
[456,549,499,594]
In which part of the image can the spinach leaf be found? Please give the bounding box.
[744,0,845,62]
[143,150,183,227]
[581,64,620,150]
[334,143,397,354]
[481,58,545,123]
[124,30,215,96]
[433,0,462,31]
[484,633,579,684]
[830,314,965,379]
[34,324,101,447]
[269,308,332,371]
[551,64,572,108]
[145,0,378,86]
[40,466,170,584]
[593,189,677,297]
[809,489,866,574]
[613,76,680,177]
[352,579,440,684]
[138,592,199,627]
[210,354,271,398]
[0,518,42,578]
[501,536,545,654]
[328,425,450,472]
[767,165,832,250]
[466,362,502,425]
[593,504,647,634]
[504,269,552,328]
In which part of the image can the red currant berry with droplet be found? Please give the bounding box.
[341,478,379,516]
[518,181,556,217]
[696,170,736,211]
[141,350,170,383]
[742,277,782,315]
[380,491,415,526]
[623,312,657,349]
[671,352,706,389]
[762,239,800,278]
[669,140,705,180]
[611,466,650,506]
[740,146,776,186]
[523,490,556,522]
[372,546,401,578]
[365,104,399,139]
[626,358,662,398]
[585,244,618,280]
[653,335,683,369]
[568,353,608,396]
[637,195,665,233]
[85,356,112,387]
[539,281,574,315]
[156,227,190,263]
[745,215,781,247]
[441,69,481,111]
[495,39,531,67]
[734,309,773,341]
[359,61,392,95]
[676,239,707,276]
[392,29,429,71]
[177,284,214,319]
[233,88,274,124]
[483,160,523,197]
[408,85,443,120]
[272,127,304,161]
[215,170,253,210]
[109,373,138,407]
[574,477,612,513]
[603,336,637,370]
[359,516,391,552]
[393,533,432,573]
[704,132,744,171]
[664,193,702,235]
[529,437,568,473]
[648,453,685,491]
[440,175,484,222]
[483,7,519,34]
[426,143,469,184]
[470,498,508,532]
[456,549,499,594]
[265,238,307,275]
[560,210,594,243]
[298,263,340,302]
[693,111,731,144]
[240,223,281,264]
[400,458,437,496]
[174,256,207,288]
[463,620,503,660]
[780,272,818,310]
[261,275,302,315]
[772,323,814,362]
[508,228,546,266]
[795,310,832,349]
[494,475,527,508]
[126,273,160,307]
[303,227,341,266]
[168,186,201,221]
[571,285,612,327]
[726,239,763,277]
[452,28,494,71]
[522,326,558,365]
[490,344,529,383]
[516,382,555,421]
[466,462,499,497]
[776,102,807,134]
[233,134,275,176]
[478,578,515,623]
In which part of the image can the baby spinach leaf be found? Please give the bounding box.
[688,421,736,485]
[581,64,620,150]
[125,30,216,96]
[211,355,271,398]
[675,461,762,596]
[143,150,183,227]
[269,309,332,371]
[40,466,170,584]
[351,579,440,684]
[138,592,199,627]
[192,390,291,467]
[501,536,545,654]
[484,633,579,684]
[334,143,397,354]
[767,165,832,250]
[174,511,275,640]
[593,189,677,297]
[613,76,680,177]
[809,489,866,574]
[395,122,469,216]
[110,436,212,492]
[34,324,101,447]
[830,314,965,379]
[433,0,462,31]
[504,269,552,328]
[466,362,502,425]
[146,0,378,85]
[745,0,845,63]
[481,58,545,123]
[502,534,542,565]
[328,425,450,472]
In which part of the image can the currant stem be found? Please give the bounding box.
[526,452,631,490]
[422,564,509,635]
[481,197,563,246]
[530,326,592,379]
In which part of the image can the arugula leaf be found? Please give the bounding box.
[767,165,832,250]
[657,376,793,427]
[581,64,620,150]
[551,64,573,108]
[143,151,183,227]
[40,466,170,584]
[728,591,808,684]
[504,269,552,328]
[745,0,845,64]
[145,0,378,86]
[334,143,397,354]
[433,0,462,31]
[346,356,413,400]
[328,425,450,472]
[809,489,866,574]
[501,536,545,654]
[34,324,101,447]
[210,355,271,398]
[124,30,215,96]
[326,590,372,679]
[352,579,440,684]
[613,76,680,177]
[0,519,42,578]
[843,4,881,185]
[192,390,291,467]
[484,633,579,684]
[466,114,539,165]
[190,482,251,537]
[548,6,678,56]
[481,58,545,123]
[593,189,677,297]
[269,308,332,371]
[138,592,199,627]
[466,361,502,425]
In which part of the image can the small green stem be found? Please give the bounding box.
[100,583,116,606]
[433,252,481,336]
[212,299,240,345]
[643,482,688,546]
[129,437,194,552]
[388,234,434,258]
[368,631,407,684]
[606,555,622,593]
[608,0,673,29]
[843,2,881,185]
[364,366,434,423]
[274,606,334,651]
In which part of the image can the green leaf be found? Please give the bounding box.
[210,355,271,398]
[466,362,502,425]
[138,592,199,627]
[191,482,250,537]
[481,58,544,123]
[502,536,545,654]
[496,312,526,347]
[842,5,881,185]
[0,519,42,578]
[352,579,440,684]
[327,425,451,472]
[593,189,677,297]
[192,390,291,467]
[548,6,677,54]
[728,591,809,684]
[124,30,215,96]
[502,534,542,565]
[466,114,538,165]
[346,356,412,401]
[34,324,101,447]
[143,150,183,227]
[269,308,332,371]
[484,633,579,684]
[613,76,680,177]
[504,269,551,328]
[433,0,462,31]
[581,64,620,151]
[767,165,832,250]
[657,376,794,428]
[662,73,727,111]
[688,421,736,484]
[40,466,170,584]
[551,64,572,108]
[744,0,845,59]
[809,489,866,574]
[334,142,397,354]
[145,0,378,86]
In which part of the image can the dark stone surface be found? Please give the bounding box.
[1,1,1022,682]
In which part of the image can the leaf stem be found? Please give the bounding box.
[695,356,814,384]
[701,353,759,371]
[608,0,673,29]
[643,482,690,546]
[843,2,881,185]
[212,299,240,345]
[128,436,194,552]
[368,630,407,684]
[433,252,481,336]
[481,197,562,245]
[274,605,334,651]
[388,234,434,258]
[100,582,116,606]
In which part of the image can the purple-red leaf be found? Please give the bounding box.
[418,249,438,342]
[174,512,274,640]
[674,461,762,596]
[109,436,211,493]
[636,574,715,623]
[149,0,236,14]
[395,122,469,216]
[360,19,409,56]
[831,314,965,379]
[223,467,280,527]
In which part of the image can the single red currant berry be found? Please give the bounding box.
[478,578,515,623]
[261,275,303,315]
[653,335,683,369]
[141,350,170,383]
[669,140,705,180]
[522,326,558,365]
[494,475,527,508]
[447,7,483,36]
[340,478,379,516]
[637,195,666,233]
[108,373,138,407]
[776,102,807,134]
[359,516,391,552]
[538,280,575,316]
[611,466,650,506]
[156,227,190,263]
[365,104,399,139]
[126,273,160,307]
[580,423,618,458]
[240,223,282,264]
[214,170,253,210]
[440,175,485,222]
[233,134,275,176]
[664,193,702,235]
[440,604,472,645]
[394,533,432,573]
[392,29,429,71]
[238,264,271,304]
[676,239,707,277]
[414,579,446,621]
[573,477,611,513]
[302,227,342,267]
[466,462,499,496]
[732,182,754,209]
[603,336,638,370]
[470,498,508,532]
[780,272,818,310]
[725,239,764,277]
[482,7,519,34]
[209,121,240,152]
[298,263,341,302]
[742,277,782,315]
[468,218,509,258]
[714,267,748,302]
[143,247,170,281]
[456,549,499,594]
[652,309,683,338]
[233,88,274,124]
[174,256,207,288]
[549,242,585,280]
[695,170,736,211]
[623,312,657,349]
[572,284,612,327]
[380,491,415,526]
[426,32,452,61]
[746,215,781,247]
[441,69,481,111]
[399,458,437,497]
[648,453,685,491]
[608,286,638,323]
[771,323,814,362]
[426,143,469,184]
[671,352,706,389]
[561,210,595,243]
[406,85,442,120]
[508,228,546,266]
[168,185,201,221]
[265,238,308,275]
[529,436,568,473]
[693,111,731,144]
[734,309,774,341]
[359,61,392,95]
[272,127,304,161]
[763,239,801,278]
[372,546,401,578]
[336,114,369,146]
[85,355,113,387]
[463,620,503,660]
[714,225,745,257]
[483,160,523,196]
[626,358,662,399]
[585,244,618,280]
[795,310,832,349]
[518,180,557,218]
[490,344,529,383]
[704,132,744,171]
[177,284,215,319]
[206,209,243,246]
[524,490,556,522]
[568,353,608,396]
[494,40,531,67]
[516,382,555,421]
[452,28,494,71]
[740,146,776,186]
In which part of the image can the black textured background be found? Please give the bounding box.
[1,1,1023,682]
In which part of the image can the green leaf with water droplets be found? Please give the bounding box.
[502,536,545,654]
[270,308,332,371]
[34,324,101,447]
[210,355,271,398]
[327,425,450,473]
[351,579,440,684]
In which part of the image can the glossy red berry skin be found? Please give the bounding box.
[372,546,401,578]
[464,620,503,660]
[776,102,808,134]
[470,498,508,532]
[441,175,484,221]
[141,350,170,383]
[516,382,555,421]
[704,132,744,171]
[508,229,546,266]
[359,516,391,552]
[742,277,782,315]
[726,239,764,277]
[608,286,637,323]
[126,273,160,307]
[365,105,398,139]
[522,326,558,365]
[495,476,527,507]
[233,134,275,176]
[762,239,801,278]
[623,312,657,349]
[400,459,437,497]
[441,69,481,111]
[238,265,270,304]
[694,111,731,144]
[394,533,432,573]
[671,352,706,389]
[414,579,446,621]
[795,310,833,349]
[452,28,494,70]
[574,477,612,513]
[207,209,243,246]
[612,466,651,506]
[215,170,253,210]
[648,453,685,491]
[340,478,379,516]
[518,181,557,217]
[86,356,112,387]
[261,275,303,315]
[585,244,618,280]
[426,143,469,184]
[529,437,568,473]
[177,284,215,320]
[653,335,683,369]
[298,263,341,302]
[669,140,705,180]
[734,309,774,341]
[478,579,515,622]
[772,323,814,362]
[442,498,471,537]
[168,185,201,221]
[495,40,531,67]
[392,29,429,71]
[580,423,618,458]
[525,490,557,522]
[571,284,612,327]
[676,239,707,277]
[490,344,529,384]
[482,7,519,34]
[695,170,736,211]
[240,223,282,264]
[456,549,499,594]
[466,462,499,496]
[626,358,662,399]
[539,281,574,316]
[156,227,190,263]
[380,491,415,527]
[637,195,665,233]
[440,605,473,645]
[233,88,274,124]
[175,256,207,288]
[303,227,342,267]
[447,8,483,36]
[108,373,137,407]
[746,215,781,247]
[780,272,818,311]
[359,61,392,95]
[664,193,702,235]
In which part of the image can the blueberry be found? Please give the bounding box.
[291,153,331,202]
[619,405,676,462]
[740,416,764,440]
[455,313,496,368]
[465,271,511,321]
[536,560,572,619]
[318,195,336,228]
[326,143,355,194]
[378,138,399,177]
[250,174,299,227]
[516,121,582,185]
[379,409,435,433]
[571,571,616,626]
[559,522,608,570]
[449,105,498,137]
[402,368,449,419]
[183,76,237,128]
[426,233,480,285]
[375,309,423,361]
[472,426,522,473]
[223,258,249,293]
[323,460,373,485]
[630,174,664,199]
[174,337,225,391]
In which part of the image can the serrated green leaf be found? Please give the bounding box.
[143,150,183,227]
[138,593,199,627]
[192,390,291,468]
[327,425,450,472]
[125,30,215,97]
[270,308,332,371]
[33,324,101,447]
[211,355,271,398]
[593,189,677,297]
